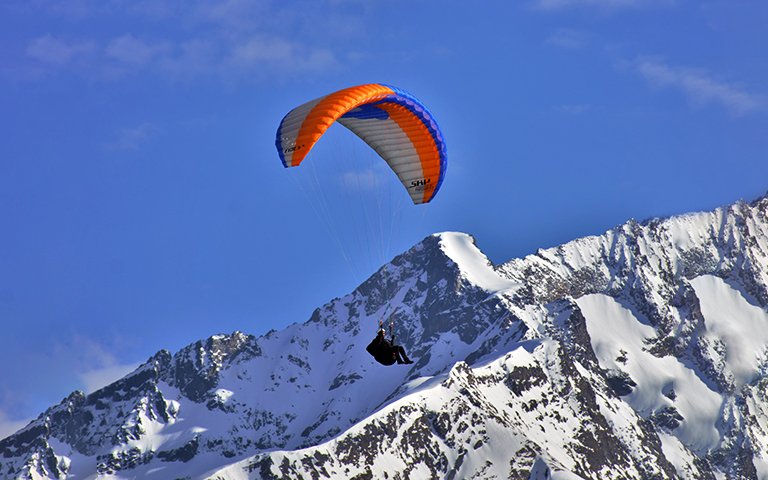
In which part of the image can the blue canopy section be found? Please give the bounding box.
[341,104,390,121]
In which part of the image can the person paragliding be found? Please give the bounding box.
[276,84,442,368]
[366,319,414,366]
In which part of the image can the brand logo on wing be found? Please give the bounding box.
[283,144,305,154]
[410,178,434,193]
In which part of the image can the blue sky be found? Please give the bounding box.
[1,0,766,437]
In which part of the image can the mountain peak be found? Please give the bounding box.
[434,231,521,294]
[4,192,768,479]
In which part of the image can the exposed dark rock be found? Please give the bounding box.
[651,406,684,430]
[604,369,637,397]
[3,194,768,479]
[157,436,199,463]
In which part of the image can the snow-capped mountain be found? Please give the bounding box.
[3,193,768,479]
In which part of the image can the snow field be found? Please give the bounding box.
[690,275,768,388]
[438,232,521,294]
[577,293,722,452]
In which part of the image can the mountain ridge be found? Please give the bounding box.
[3,191,768,479]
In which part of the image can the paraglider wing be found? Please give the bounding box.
[275,84,447,204]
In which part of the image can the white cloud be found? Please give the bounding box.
[21,0,193,21]
[190,0,272,30]
[534,0,675,10]
[555,104,592,114]
[228,36,338,73]
[545,29,592,49]
[26,34,96,66]
[23,31,339,81]
[105,34,171,66]
[0,409,32,441]
[635,59,766,116]
[0,333,142,442]
[16,0,354,82]
[341,169,386,190]
[156,38,219,76]
[49,334,142,393]
[54,333,122,366]
[107,122,163,150]
[78,363,141,394]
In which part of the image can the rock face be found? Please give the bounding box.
[2,193,768,479]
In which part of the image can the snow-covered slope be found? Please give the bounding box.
[2,193,768,479]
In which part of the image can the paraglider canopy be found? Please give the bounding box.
[275,84,447,204]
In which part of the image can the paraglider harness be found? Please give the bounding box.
[378,316,396,345]
[366,310,414,365]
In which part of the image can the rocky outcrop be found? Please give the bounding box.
[2,192,768,479]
